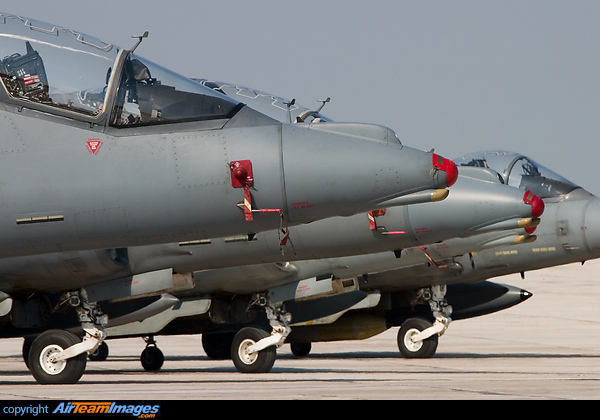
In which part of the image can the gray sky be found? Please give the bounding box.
[3,0,600,195]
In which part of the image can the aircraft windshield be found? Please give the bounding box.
[110,57,241,127]
[454,150,579,198]
[0,14,117,116]
[0,14,242,125]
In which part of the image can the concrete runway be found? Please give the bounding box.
[1,260,600,400]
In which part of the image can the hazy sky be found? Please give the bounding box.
[3,1,600,195]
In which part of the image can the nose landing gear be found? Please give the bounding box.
[397,285,452,358]
[231,327,277,373]
[27,288,107,384]
[28,329,88,384]
[231,293,291,373]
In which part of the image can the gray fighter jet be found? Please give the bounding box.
[9,164,539,376]
[4,161,531,382]
[89,83,596,369]
[254,150,600,360]
[0,14,458,383]
[0,14,455,257]
[181,82,593,362]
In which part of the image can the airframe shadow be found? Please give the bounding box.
[2,351,600,386]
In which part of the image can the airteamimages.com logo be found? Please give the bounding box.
[3,402,161,418]
[54,402,160,417]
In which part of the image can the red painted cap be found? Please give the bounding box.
[432,154,459,188]
[523,190,545,219]
[525,226,537,234]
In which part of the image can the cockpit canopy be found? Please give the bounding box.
[454,150,579,198]
[110,56,241,127]
[0,13,241,126]
[0,15,117,115]
[195,79,333,124]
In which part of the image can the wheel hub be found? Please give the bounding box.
[238,339,259,365]
[39,344,66,375]
[404,329,424,352]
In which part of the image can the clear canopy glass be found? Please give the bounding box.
[110,56,241,127]
[195,79,333,124]
[454,150,579,198]
[0,13,241,125]
[0,14,117,115]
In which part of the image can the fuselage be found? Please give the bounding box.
[0,168,538,295]
[0,13,455,260]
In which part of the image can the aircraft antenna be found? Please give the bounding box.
[315,97,330,114]
[284,99,296,124]
[130,31,149,52]
[295,97,331,123]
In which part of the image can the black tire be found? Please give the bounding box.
[28,329,87,384]
[231,327,276,373]
[22,337,34,368]
[290,342,312,357]
[140,345,164,371]
[397,318,438,359]
[88,341,109,361]
[202,333,235,360]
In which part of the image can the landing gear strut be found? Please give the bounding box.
[231,293,291,373]
[397,285,452,358]
[27,288,107,384]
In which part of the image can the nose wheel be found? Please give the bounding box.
[397,318,439,358]
[27,329,87,384]
[231,327,276,373]
[26,288,107,384]
[398,285,452,358]
[230,293,291,373]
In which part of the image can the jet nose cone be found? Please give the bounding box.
[433,154,458,188]
[523,190,545,219]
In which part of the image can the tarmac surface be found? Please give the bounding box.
[1,260,600,400]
